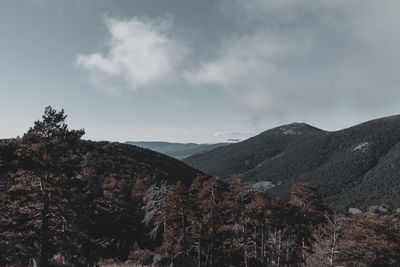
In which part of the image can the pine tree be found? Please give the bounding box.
[289,182,326,263]
[158,181,191,256]
[0,106,85,266]
[289,183,326,218]
[187,175,208,267]
[197,178,224,267]
[242,191,270,266]
[220,175,250,266]
[81,167,150,261]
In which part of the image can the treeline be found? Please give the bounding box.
[143,177,400,267]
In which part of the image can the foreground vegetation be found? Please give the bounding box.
[144,177,400,267]
[1,107,400,266]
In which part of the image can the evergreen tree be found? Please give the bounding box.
[289,182,327,263]
[241,191,270,266]
[196,178,224,267]
[0,106,85,266]
[187,175,209,267]
[158,181,191,256]
[81,167,150,261]
[220,175,250,266]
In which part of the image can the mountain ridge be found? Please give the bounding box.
[125,141,229,160]
[184,115,400,209]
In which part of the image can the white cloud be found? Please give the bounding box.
[76,16,187,94]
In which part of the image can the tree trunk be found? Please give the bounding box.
[198,223,202,267]
[261,231,265,265]
[39,185,49,267]
[254,227,258,261]
[205,246,210,267]
[277,230,281,267]
[244,248,248,267]
[180,200,187,251]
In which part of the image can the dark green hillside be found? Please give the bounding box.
[184,116,400,209]
[80,141,202,187]
[184,122,323,179]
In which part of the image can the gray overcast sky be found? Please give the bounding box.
[1,0,400,143]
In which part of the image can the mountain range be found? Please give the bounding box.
[125,141,229,160]
[183,115,400,210]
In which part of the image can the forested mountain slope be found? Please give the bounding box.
[80,141,203,186]
[184,116,400,209]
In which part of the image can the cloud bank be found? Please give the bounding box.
[77,0,400,127]
[76,16,186,94]
[186,0,400,123]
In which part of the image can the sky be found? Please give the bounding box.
[1,0,400,143]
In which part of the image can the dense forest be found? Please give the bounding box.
[1,107,400,266]
[142,177,400,267]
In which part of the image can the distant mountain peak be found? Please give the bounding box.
[278,122,322,135]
